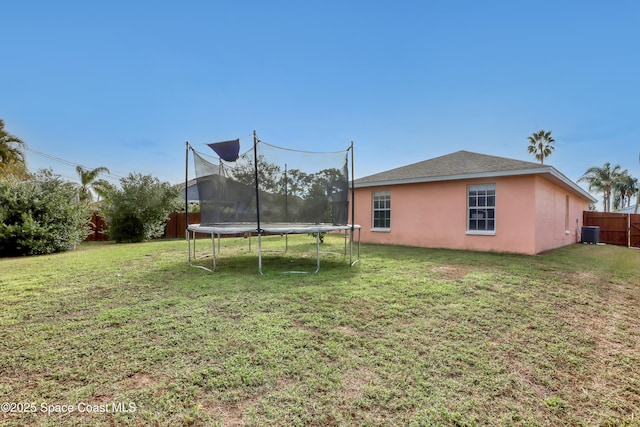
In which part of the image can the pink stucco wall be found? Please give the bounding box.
[532,176,585,253]
[353,175,590,255]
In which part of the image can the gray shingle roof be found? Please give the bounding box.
[355,150,544,185]
[354,150,597,202]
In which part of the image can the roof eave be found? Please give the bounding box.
[354,169,545,187]
[545,168,598,203]
[354,167,597,203]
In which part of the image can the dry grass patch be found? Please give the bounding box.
[341,367,378,400]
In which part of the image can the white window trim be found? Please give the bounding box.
[466,230,496,236]
[372,190,391,231]
[467,183,496,234]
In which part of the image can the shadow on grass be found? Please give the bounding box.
[137,236,361,296]
[186,252,357,275]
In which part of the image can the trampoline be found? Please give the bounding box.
[185,131,360,273]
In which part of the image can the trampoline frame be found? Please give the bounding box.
[187,223,361,274]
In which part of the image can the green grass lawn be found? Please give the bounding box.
[1,235,639,426]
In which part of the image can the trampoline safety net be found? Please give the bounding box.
[192,139,350,227]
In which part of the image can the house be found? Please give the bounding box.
[179,178,200,203]
[353,150,597,255]
[616,205,639,214]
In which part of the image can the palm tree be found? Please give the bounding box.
[625,175,639,209]
[613,171,638,210]
[578,162,622,212]
[76,165,111,202]
[527,130,555,164]
[0,119,28,177]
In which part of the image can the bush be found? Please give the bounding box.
[103,173,182,243]
[0,171,92,256]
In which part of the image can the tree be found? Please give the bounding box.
[75,165,111,202]
[230,153,281,192]
[578,162,623,212]
[102,173,182,242]
[613,171,638,211]
[285,168,311,198]
[0,162,32,181]
[527,130,555,164]
[624,175,638,210]
[0,119,29,179]
[0,169,92,256]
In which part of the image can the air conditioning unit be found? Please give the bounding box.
[581,226,600,244]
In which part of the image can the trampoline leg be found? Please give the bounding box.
[258,234,264,275]
[187,230,217,273]
[349,227,361,266]
[315,230,321,273]
[211,233,217,271]
[343,229,348,256]
[193,231,196,259]
[187,229,192,264]
[354,228,361,266]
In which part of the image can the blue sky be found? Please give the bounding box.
[2,1,639,199]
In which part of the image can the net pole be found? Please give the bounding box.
[185,141,190,239]
[350,141,355,264]
[253,130,261,233]
[350,141,355,232]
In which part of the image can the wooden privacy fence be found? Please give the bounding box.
[85,212,109,241]
[163,212,203,238]
[85,211,204,241]
[583,211,640,248]
[164,212,192,238]
[163,212,253,239]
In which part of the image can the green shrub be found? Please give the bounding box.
[102,173,182,243]
[106,213,146,243]
[0,171,92,256]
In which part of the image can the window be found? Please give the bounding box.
[372,191,391,230]
[468,184,495,233]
